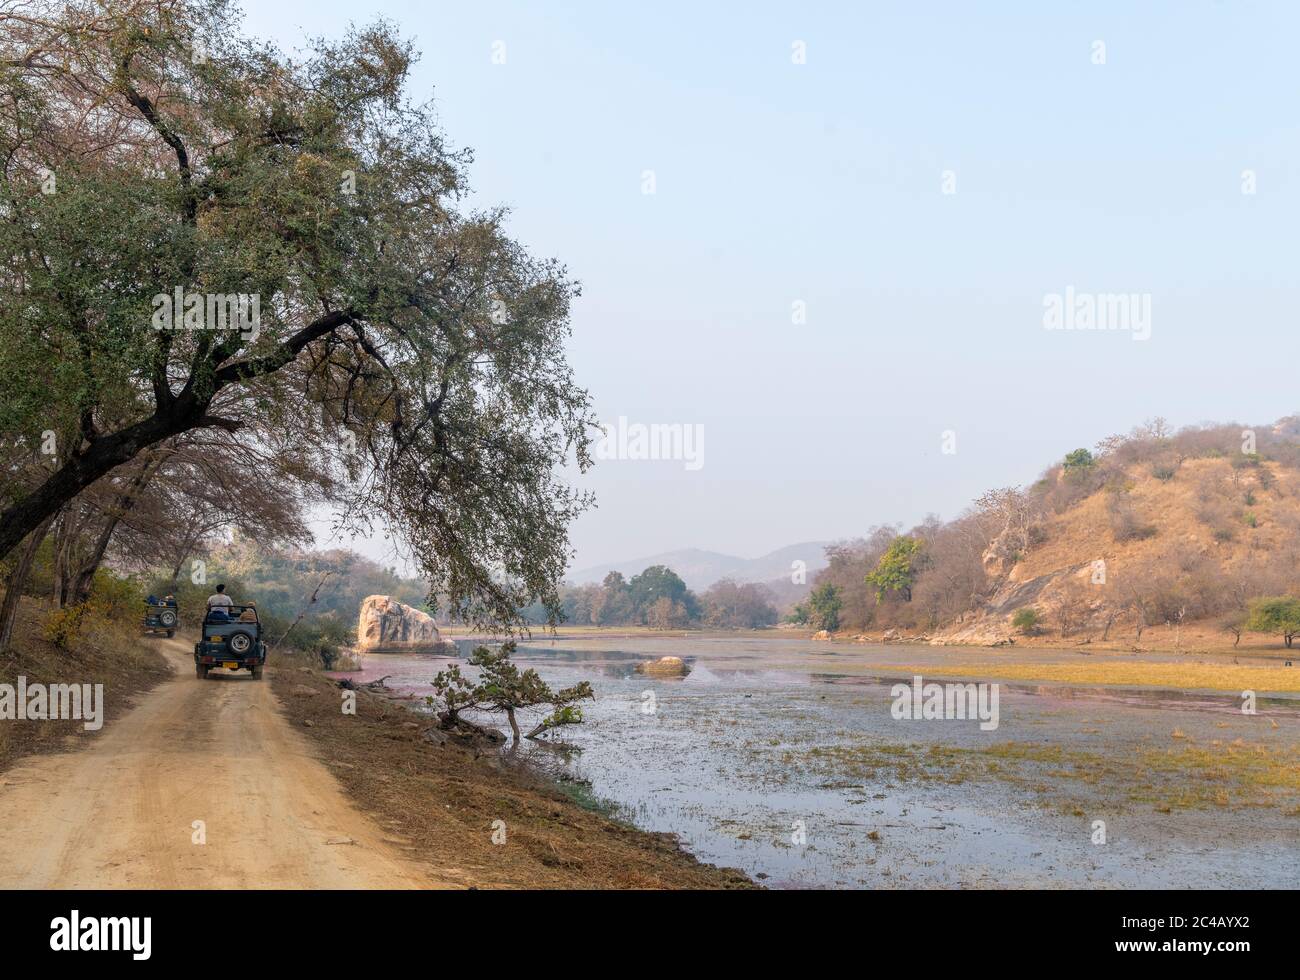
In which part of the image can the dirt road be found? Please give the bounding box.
[0,638,447,888]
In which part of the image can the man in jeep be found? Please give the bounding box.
[194,591,267,680]
[206,583,234,620]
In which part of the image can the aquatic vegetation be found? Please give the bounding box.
[781,735,1300,814]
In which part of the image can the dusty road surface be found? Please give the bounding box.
[0,638,448,888]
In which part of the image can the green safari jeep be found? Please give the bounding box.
[194,604,267,680]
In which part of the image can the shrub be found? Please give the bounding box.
[1243,511,1259,528]
[807,583,843,631]
[1063,448,1094,471]
[1011,608,1041,635]
[430,641,594,742]
[1151,464,1177,481]
[87,570,140,621]
[1246,596,1300,648]
[42,604,90,650]
[1109,503,1158,542]
[865,537,926,602]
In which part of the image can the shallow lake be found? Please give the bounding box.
[335,633,1300,889]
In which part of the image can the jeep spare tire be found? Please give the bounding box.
[228,630,254,655]
[159,609,177,628]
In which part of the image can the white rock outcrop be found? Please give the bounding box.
[357,595,456,654]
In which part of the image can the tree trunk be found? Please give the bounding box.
[0,516,55,655]
[0,309,352,563]
[0,391,211,562]
[269,573,334,650]
[51,508,77,609]
[168,526,207,585]
[70,451,166,605]
[505,707,521,744]
[1101,611,1117,641]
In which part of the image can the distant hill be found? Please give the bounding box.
[791,416,1300,646]
[937,439,1300,645]
[569,542,829,591]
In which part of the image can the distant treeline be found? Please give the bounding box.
[522,565,779,630]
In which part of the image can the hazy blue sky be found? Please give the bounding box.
[241,2,1300,571]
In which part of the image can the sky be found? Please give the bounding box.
[238,1,1300,572]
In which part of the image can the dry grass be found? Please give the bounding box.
[1015,457,1298,584]
[878,660,1300,693]
[938,456,1300,649]
[0,595,171,774]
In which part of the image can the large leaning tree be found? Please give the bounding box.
[0,0,595,626]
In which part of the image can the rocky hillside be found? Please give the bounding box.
[818,419,1300,648]
[936,425,1300,646]
[940,458,1297,644]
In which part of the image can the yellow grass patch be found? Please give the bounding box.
[882,661,1300,693]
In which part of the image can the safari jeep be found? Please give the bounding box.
[194,604,267,680]
[143,602,178,638]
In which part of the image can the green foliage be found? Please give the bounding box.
[807,583,842,631]
[0,1,595,628]
[428,662,480,721]
[429,641,594,741]
[1242,511,1259,528]
[865,536,926,602]
[1063,448,1095,471]
[1245,596,1300,646]
[1011,607,1041,634]
[537,704,586,732]
[1151,464,1177,481]
[540,565,705,628]
[627,566,696,619]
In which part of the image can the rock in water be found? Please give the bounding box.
[357,595,456,654]
[634,655,690,677]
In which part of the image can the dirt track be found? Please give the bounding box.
[0,638,447,889]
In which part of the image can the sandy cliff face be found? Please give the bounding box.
[357,595,456,653]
